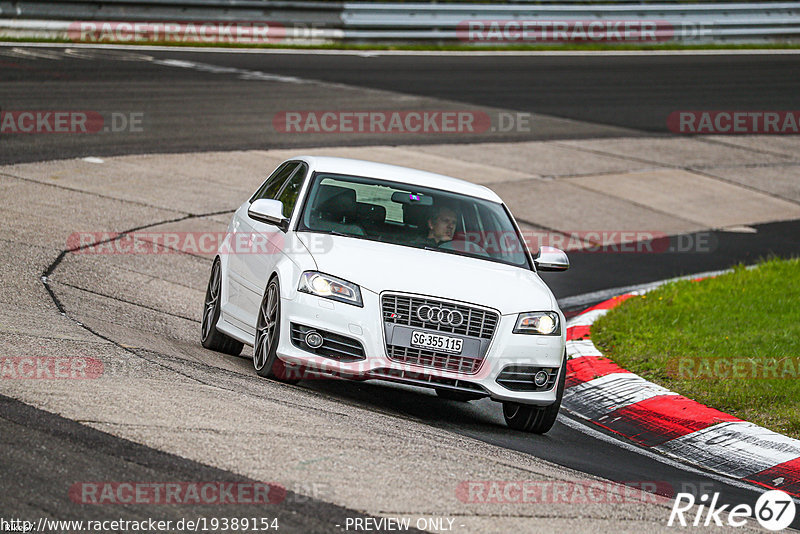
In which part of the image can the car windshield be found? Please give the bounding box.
[298,172,531,269]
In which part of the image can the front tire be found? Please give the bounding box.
[502,354,567,434]
[201,258,243,356]
[253,278,299,383]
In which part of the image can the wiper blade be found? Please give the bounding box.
[424,246,464,258]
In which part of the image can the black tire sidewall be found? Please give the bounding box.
[255,278,281,378]
[201,259,222,347]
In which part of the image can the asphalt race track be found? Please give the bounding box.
[0,395,410,533]
[2,46,800,164]
[1,44,800,532]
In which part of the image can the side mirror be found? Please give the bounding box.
[248,199,289,232]
[534,246,569,271]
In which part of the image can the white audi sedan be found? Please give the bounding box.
[201,156,569,433]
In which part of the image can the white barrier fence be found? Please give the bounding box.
[1,1,799,44]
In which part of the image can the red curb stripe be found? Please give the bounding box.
[591,395,742,447]
[566,356,630,388]
[584,293,637,312]
[566,325,591,341]
[744,457,800,498]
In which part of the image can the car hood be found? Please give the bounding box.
[297,233,556,315]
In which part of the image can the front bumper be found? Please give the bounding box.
[277,290,566,405]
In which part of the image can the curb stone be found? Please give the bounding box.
[561,290,800,498]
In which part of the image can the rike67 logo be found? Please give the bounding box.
[668,490,796,531]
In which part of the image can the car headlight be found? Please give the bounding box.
[298,272,363,307]
[513,311,560,335]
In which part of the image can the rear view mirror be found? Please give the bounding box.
[391,191,434,206]
[534,246,569,271]
[248,199,289,232]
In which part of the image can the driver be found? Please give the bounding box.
[425,205,457,246]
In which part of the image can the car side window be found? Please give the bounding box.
[276,163,308,219]
[250,162,299,203]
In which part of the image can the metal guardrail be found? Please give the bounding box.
[0,0,342,24]
[1,1,799,43]
[341,2,800,42]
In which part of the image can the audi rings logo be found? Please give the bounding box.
[417,305,465,327]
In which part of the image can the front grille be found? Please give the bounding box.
[386,345,482,374]
[290,323,365,362]
[381,294,499,339]
[381,293,499,374]
[496,365,559,392]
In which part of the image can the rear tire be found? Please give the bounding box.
[502,354,567,434]
[201,258,243,356]
[253,278,300,384]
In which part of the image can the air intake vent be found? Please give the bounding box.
[290,323,365,362]
[496,365,559,392]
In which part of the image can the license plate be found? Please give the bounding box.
[410,331,463,354]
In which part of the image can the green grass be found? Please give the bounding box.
[591,257,800,439]
[3,36,800,52]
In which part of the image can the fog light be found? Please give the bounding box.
[534,370,549,388]
[305,331,323,349]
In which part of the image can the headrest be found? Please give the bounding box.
[356,202,386,224]
[403,202,430,228]
[317,185,357,221]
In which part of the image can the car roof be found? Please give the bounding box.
[294,156,503,203]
